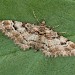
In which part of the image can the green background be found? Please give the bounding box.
[0,0,75,75]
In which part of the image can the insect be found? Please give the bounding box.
[0,20,75,57]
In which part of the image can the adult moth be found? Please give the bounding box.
[0,20,75,57]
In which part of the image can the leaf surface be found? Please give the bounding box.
[0,0,75,75]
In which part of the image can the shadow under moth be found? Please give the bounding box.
[0,20,75,57]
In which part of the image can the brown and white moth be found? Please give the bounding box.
[0,20,75,57]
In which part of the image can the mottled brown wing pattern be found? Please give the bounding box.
[0,20,75,57]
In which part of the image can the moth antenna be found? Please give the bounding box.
[32,10,39,23]
[59,32,66,34]
[53,25,59,28]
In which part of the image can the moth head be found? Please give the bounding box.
[3,20,14,25]
[2,20,14,30]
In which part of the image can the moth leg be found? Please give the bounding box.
[59,32,66,34]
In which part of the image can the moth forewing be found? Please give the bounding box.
[0,20,75,57]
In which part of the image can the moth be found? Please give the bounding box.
[0,20,75,57]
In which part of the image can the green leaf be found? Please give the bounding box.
[0,0,75,75]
